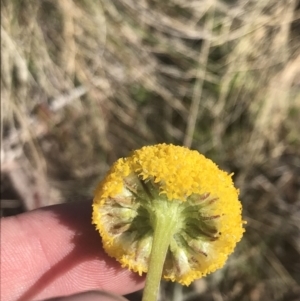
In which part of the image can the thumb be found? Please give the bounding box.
[43,290,129,301]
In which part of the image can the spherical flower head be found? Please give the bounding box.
[92,144,245,285]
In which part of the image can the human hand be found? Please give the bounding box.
[1,201,144,301]
[44,290,129,301]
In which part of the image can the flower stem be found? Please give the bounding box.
[142,203,179,301]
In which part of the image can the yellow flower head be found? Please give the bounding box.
[92,144,245,285]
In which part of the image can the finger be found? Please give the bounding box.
[1,201,144,301]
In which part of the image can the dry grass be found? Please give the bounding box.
[1,0,300,300]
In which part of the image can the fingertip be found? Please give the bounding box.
[2,201,144,301]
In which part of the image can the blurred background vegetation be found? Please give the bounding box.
[1,0,300,300]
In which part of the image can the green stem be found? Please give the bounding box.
[142,204,179,301]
